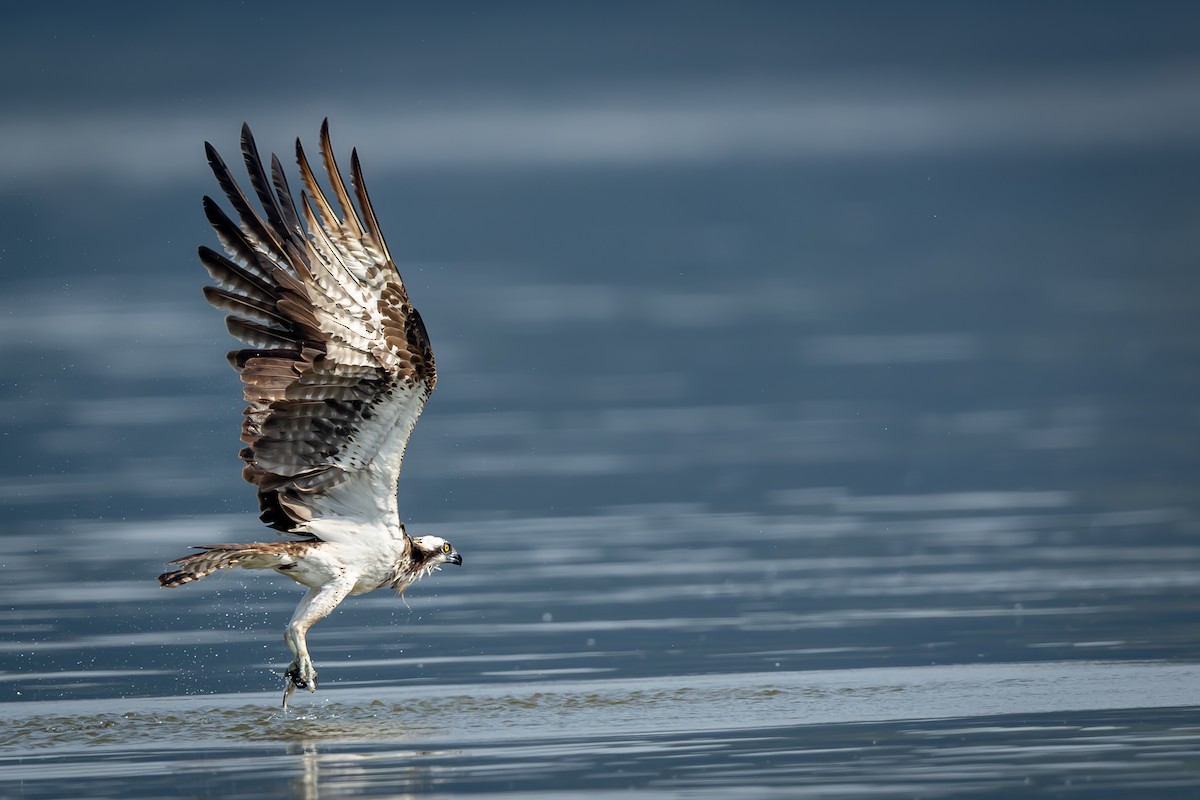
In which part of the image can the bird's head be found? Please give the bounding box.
[411,535,463,572]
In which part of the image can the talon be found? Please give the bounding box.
[282,657,318,707]
[284,662,305,688]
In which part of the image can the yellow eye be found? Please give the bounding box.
[441,542,452,554]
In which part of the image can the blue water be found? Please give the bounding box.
[2,440,1199,796]
[3,5,1200,793]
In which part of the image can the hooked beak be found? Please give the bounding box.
[447,550,463,566]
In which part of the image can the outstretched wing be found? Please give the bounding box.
[200,120,435,537]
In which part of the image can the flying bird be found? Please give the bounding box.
[158,121,461,707]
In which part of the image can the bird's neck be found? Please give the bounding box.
[388,540,434,592]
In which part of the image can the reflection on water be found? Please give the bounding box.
[7,661,1200,749]
[3,668,1200,798]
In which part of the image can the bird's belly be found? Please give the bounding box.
[274,542,394,595]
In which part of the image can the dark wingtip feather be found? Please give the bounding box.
[201,196,262,270]
[270,153,303,235]
[204,141,231,178]
[349,148,391,262]
[202,195,248,243]
[205,133,291,269]
[240,123,257,159]
[239,122,292,243]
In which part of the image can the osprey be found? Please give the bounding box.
[158,121,461,707]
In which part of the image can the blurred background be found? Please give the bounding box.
[4,0,1198,527]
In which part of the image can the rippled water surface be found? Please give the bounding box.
[4,474,1200,797]
[5,7,1200,796]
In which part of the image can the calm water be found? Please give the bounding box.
[3,46,1200,798]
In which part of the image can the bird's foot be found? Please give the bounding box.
[282,656,318,708]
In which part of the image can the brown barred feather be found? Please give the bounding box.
[196,120,436,532]
[157,541,318,587]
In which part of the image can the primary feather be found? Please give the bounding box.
[203,120,436,537]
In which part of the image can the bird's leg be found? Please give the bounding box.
[281,580,354,709]
[282,620,316,709]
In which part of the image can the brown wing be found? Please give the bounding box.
[201,120,435,534]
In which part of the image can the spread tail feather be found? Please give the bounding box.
[157,542,312,587]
